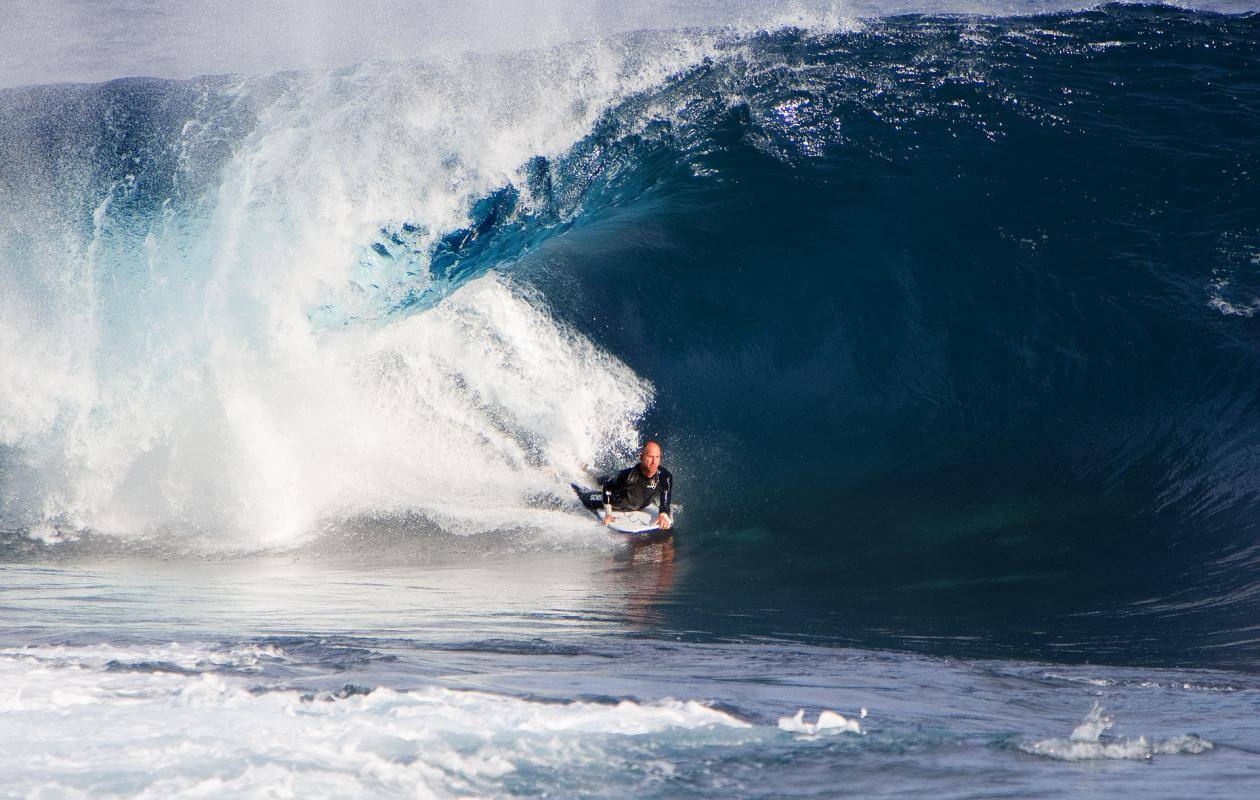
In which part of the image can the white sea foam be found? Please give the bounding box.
[1207,275,1260,317]
[0,642,751,798]
[778,707,866,737]
[1209,296,1260,317]
[1041,672,1114,687]
[0,36,726,547]
[1020,703,1213,761]
[0,641,286,675]
[1043,671,1242,693]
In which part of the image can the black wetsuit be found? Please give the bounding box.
[602,465,672,516]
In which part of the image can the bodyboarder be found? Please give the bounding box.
[600,441,673,530]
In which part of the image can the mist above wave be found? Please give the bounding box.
[7,1,1258,91]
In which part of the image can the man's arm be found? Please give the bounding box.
[600,469,629,522]
[656,469,672,528]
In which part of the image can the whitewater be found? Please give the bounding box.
[3,1,1260,797]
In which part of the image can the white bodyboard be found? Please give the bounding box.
[571,483,675,538]
[596,505,662,534]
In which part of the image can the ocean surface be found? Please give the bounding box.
[3,2,1260,796]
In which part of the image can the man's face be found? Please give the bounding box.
[640,443,662,477]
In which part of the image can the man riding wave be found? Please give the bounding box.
[599,441,673,530]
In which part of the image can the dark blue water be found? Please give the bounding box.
[305,5,1260,668]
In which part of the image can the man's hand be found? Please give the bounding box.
[603,514,614,526]
[657,513,672,530]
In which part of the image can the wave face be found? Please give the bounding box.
[458,4,1260,665]
[3,5,1260,664]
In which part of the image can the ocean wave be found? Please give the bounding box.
[3,6,1260,663]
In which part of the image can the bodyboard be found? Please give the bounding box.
[571,483,674,540]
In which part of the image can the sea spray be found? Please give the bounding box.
[1020,703,1213,761]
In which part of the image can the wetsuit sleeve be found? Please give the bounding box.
[658,469,672,516]
[601,469,628,511]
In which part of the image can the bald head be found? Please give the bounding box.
[640,441,662,477]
